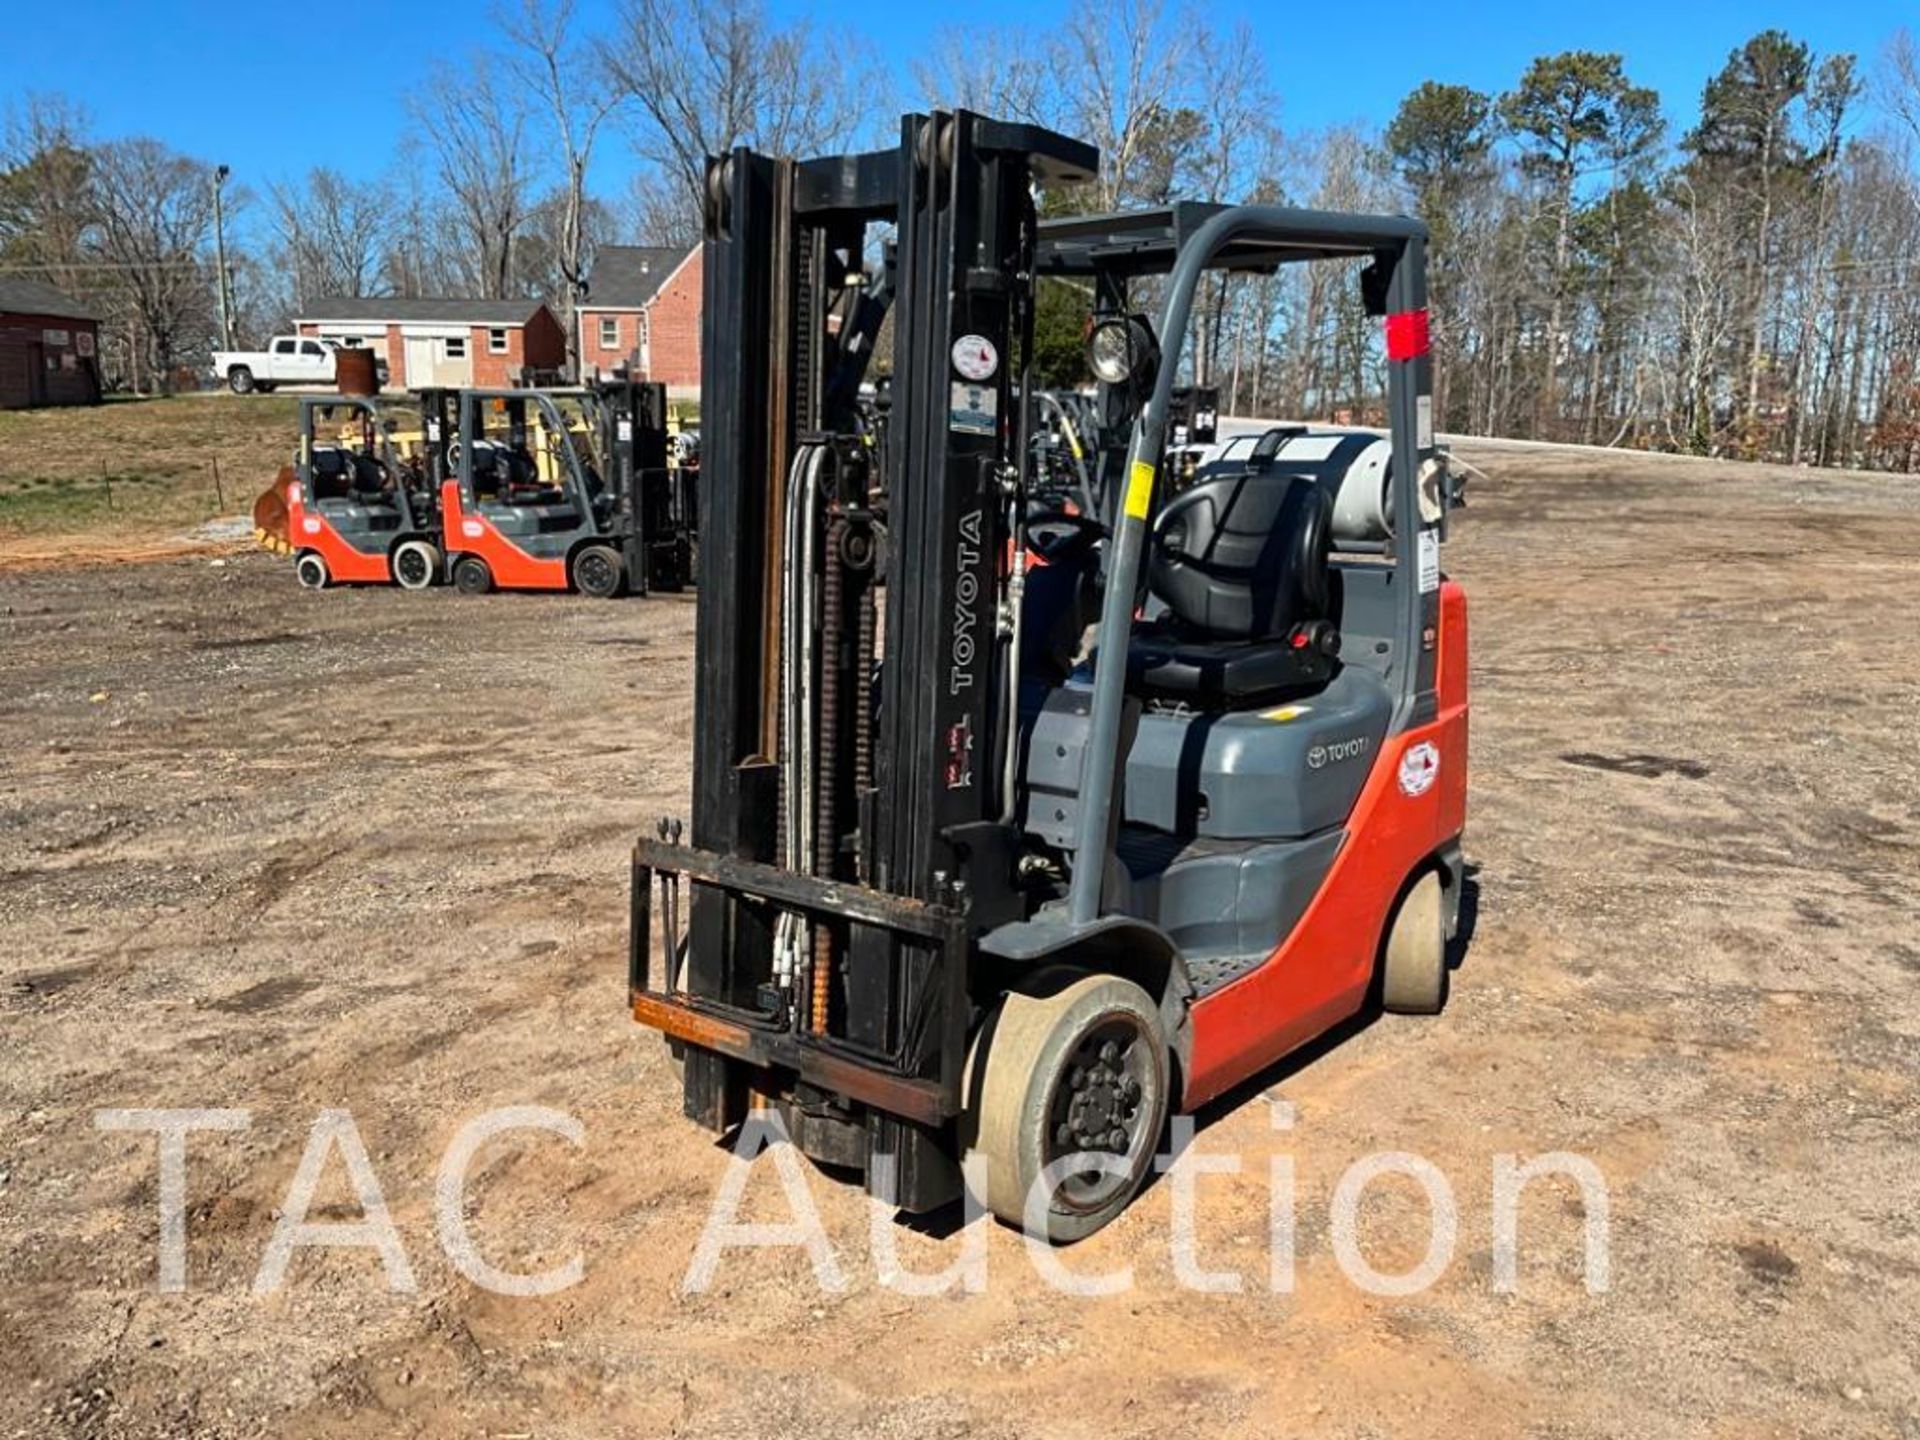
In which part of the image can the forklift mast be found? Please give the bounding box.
[640,112,1095,1202]
[588,378,689,595]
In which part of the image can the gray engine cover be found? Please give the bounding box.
[1023,665,1391,844]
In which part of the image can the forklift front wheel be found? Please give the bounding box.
[967,972,1168,1244]
[571,544,625,598]
[293,552,329,590]
[452,555,494,596]
[392,539,441,590]
[1381,869,1448,1015]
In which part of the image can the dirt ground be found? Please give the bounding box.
[2,439,1917,1440]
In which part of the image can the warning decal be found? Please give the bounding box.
[950,382,998,435]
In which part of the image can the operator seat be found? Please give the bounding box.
[309,446,351,500]
[1126,466,1338,706]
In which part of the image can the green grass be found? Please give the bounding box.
[0,392,300,539]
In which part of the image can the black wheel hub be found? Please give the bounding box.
[1046,1021,1154,1210]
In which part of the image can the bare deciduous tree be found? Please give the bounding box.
[913,28,1054,126]
[499,0,623,372]
[601,0,877,238]
[86,137,221,391]
[410,55,534,298]
[267,168,394,311]
[1053,0,1195,211]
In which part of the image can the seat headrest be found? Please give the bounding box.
[1149,470,1332,642]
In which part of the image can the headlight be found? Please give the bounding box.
[1087,319,1136,384]
[1086,315,1159,388]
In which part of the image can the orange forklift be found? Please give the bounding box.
[438,382,686,598]
[629,112,1469,1239]
[281,394,443,591]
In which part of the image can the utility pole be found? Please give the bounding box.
[212,164,235,352]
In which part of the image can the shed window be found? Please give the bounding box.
[488,328,509,354]
[598,317,619,349]
[444,336,467,360]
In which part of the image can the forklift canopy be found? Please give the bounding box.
[1035,201,1428,277]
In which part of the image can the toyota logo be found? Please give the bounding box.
[1306,745,1327,769]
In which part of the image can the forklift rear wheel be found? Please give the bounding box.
[571,544,625,598]
[968,972,1168,1243]
[1381,869,1448,1014]
[294,552,329,590]
[452,556,494,596]
[392,539,441,590]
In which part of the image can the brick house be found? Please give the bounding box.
[578,245,701,391]
[0,278,102,409]
[294,299,566,391]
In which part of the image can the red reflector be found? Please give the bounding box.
[1291,631,1310,649]
[1385,309,1430,361]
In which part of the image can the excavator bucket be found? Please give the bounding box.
[253,464,294,554]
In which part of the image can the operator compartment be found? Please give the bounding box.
[1023,425,1397,848]
[309,445,403,531]
[467,439,583,534]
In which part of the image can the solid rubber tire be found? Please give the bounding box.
[1381,869,1447,1014]
[452,555,494,595]
[391,539,441,590]
[966,972,1168,1243]
[571,543,625,598]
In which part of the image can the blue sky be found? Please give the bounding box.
[7,0,1913,242]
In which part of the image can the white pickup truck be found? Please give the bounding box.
[211,335,387,394]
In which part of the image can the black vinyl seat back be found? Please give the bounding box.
[309,446,351,500]
[348,452,390,499]
[1148,469,1332,640]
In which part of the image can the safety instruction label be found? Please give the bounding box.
[1124,460,1155,519]
[950,382,997,435]
[1416,394,1434,449]
[1418,528,1441,592]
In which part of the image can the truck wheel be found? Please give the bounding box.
[966,972,1168,1243]
[570,544,625,598]
[294,552,329,590]
[1381,869,1447,1014]
[228,366,255,395]
[452,555,494,596]
[391,539,441,590]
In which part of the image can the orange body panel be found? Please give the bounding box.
[286,478,392,585]
[441,479,570,590]
[1183,580,1470,1109]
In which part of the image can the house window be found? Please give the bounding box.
[488,328,509,354]
[444,336,467,360]
[599,317,619,350]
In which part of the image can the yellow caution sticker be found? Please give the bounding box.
[1260,703,1312,723]
[1124,460,1155,520]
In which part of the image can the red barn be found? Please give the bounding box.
[294,299,566,391]
[578,245,701,392]
[0,278,102,410]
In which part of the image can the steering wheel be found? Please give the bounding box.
[1025,507,1108,564]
